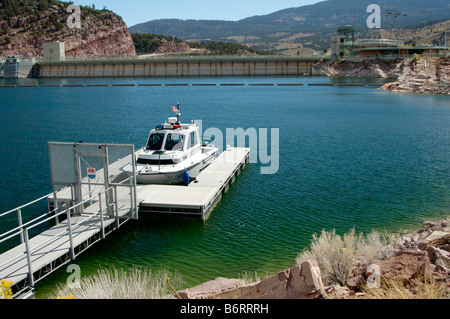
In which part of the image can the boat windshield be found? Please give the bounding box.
[164,133,184,151]
[146,133,165,150]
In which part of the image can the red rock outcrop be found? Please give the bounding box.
[154,39,191,54]
[171,260,327,299]
[0,3,136,59]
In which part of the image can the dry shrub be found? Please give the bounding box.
[361,275,448,299]
[296,228,393,286]
[52,267,183,299]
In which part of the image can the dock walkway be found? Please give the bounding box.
[0,185,132,297]
[138,147,250,220]
[0,147,249,297]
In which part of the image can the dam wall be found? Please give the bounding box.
[35,56,322,78]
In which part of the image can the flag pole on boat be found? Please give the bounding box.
[172,103,181,123]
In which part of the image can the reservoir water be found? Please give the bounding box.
[0,76,449,298]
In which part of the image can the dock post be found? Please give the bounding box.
[23,229,34,289]
[66,208,75,260]
[99,192,105,239]
[114,186,119,229]
[17,209,23,243]
[74,156,83,216]
[53,190,60,225]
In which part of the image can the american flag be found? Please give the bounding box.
[172,105,179,113]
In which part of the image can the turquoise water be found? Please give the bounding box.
[0,76,449,298]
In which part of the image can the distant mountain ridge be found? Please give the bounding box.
[130,0,450,54]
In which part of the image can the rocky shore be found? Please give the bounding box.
[170,218,450,299]
[381,56,449,95]
[312,58,400,78]
[312,56,450,95]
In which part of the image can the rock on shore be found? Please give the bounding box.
[312,58,400,78]
[169,218,450,299]
[172,260,327,299]
[313,56,449,95]
[380,56,450,95]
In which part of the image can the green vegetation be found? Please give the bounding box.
[129,0,449,54]
[131,32,273,55]
[0,0,59,20]
[131,33,184,54]
[0,0,118,35]
[188,41,273,55]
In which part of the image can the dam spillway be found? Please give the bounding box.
[34,55,322,78]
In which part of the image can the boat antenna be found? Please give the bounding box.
[176,102,181,124]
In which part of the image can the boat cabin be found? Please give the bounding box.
[137,117,201,165]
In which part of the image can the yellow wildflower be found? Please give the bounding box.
[0,279,13,299]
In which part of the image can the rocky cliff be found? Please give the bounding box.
[0,0,136,59]
[312,58,401,78]
[313,56,450,95]
[381,56,450,95]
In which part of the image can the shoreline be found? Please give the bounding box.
[313,56,450,95]
[168,216,450,300]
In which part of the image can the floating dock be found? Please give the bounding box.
[138,147,250,220]
[0,146,249,297]
[50,146,249,221]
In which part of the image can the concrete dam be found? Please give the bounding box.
[35,56,322,78]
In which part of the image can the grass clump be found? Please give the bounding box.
[296,228,393,286]
[361,275,448,299]
[52,267,183,299]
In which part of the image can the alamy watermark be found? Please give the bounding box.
[194,120,279,175]
[66,264,81,289]
[67,4,81,29]
[366,264,381,289]
[366,4,381,29]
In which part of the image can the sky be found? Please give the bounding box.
[72,0,324,27]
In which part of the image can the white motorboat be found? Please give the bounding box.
[122,104,219,185]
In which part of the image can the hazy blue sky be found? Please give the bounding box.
[73,0,324,27]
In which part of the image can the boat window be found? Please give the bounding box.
[165,133,184,151]
[187,132,194,149]
[193,131,198,146]
[187,131,199,149]
[146,133,165,150]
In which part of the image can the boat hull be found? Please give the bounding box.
[124,147,219,185]
[136,162,201,184]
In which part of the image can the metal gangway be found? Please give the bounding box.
[0,143,138,298]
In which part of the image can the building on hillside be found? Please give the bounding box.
[330,27,449,58]
[43,41,66,61]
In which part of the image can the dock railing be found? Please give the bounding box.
[0,193,57,245]
[0,175,136,297]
